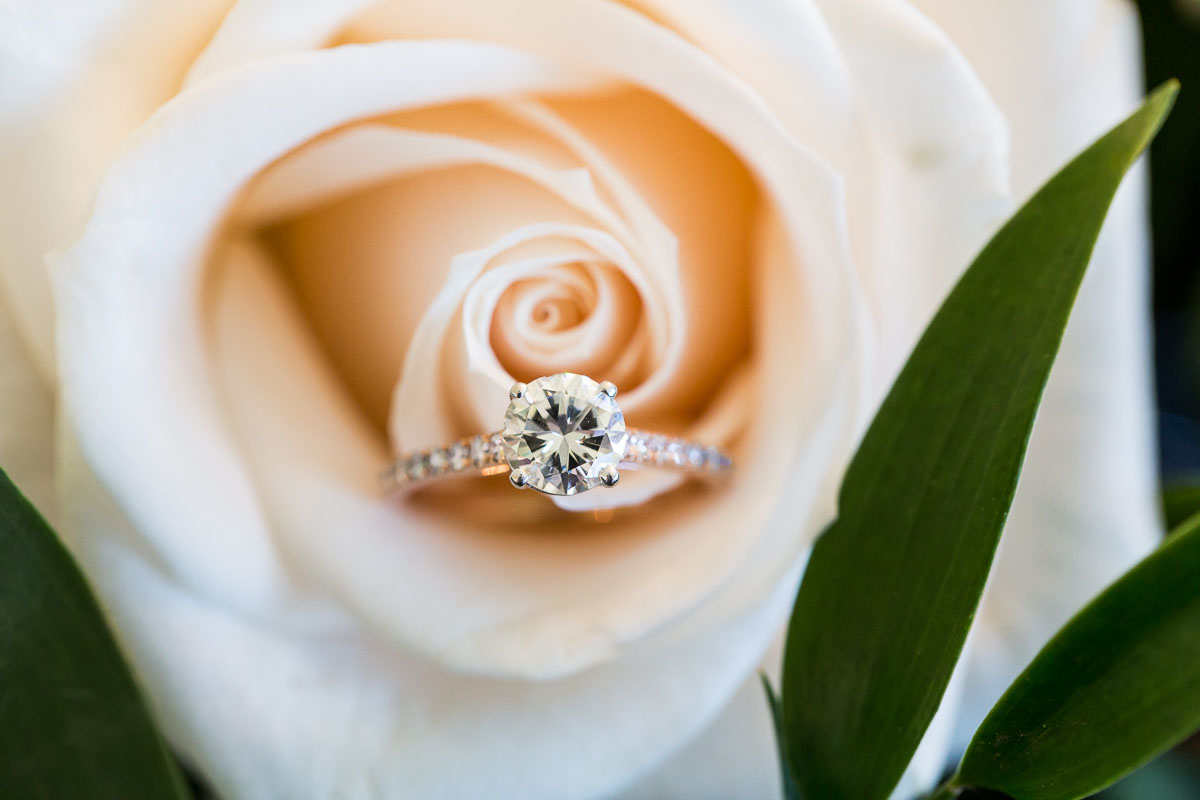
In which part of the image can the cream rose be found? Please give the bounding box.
[0,1,1160,798]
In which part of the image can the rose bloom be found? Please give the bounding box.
[0,1,1159,798]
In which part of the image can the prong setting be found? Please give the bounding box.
[509,465,533,489]
[509,381,528,400]
[599,463,620,487]
[502,373,628,495]
[599,380,618,397]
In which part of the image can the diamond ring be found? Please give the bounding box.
[382,372,733,497]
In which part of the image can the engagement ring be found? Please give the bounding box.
[382,372,733,497]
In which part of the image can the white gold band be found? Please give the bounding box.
[382,428,733,494]
[382,372,734,498]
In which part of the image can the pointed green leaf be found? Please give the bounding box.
[0,468,190,799]
[761,674,801,800]
[780,83,1178,800]
[955,512,1200,800]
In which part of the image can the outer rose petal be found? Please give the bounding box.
[0,0,233,374]
[615,632,967,800]
[615,646,784,800]
[57,419,798,800]
[619,0,1011,377]
[911,0,1161,745]
[0,297,55,519]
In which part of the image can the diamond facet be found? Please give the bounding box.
[502,373,628,496]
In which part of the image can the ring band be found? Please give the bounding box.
[382,372,733,497]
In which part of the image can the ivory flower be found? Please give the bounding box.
[0,1,1158,797]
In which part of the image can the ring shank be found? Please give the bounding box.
[382,428,733,494]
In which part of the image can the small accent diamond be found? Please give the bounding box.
[628,433,649,462]
[406,453,430,481]
[428,448,449,473]
[448,442,471,471]
[469,435,490,468]
[705,447,732,472]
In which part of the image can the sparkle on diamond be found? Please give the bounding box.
[502,373,628,496]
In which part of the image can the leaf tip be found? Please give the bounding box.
[1146,78,1180,128]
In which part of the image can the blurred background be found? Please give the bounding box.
[1145,0,1200,485]
[1109,0,1200,793]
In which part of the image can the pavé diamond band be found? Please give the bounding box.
[382,372,733,497]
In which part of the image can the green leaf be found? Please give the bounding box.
[954,512,1200,800]
[779,82,1178,800]
[761,674,801,800]
[0,468,190,800]
[1161,480,1200,531]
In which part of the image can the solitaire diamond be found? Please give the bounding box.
[502,373,629,496]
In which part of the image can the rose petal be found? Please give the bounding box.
[209,236,824,676]
[618,628,967,800]
[616,656,783,800]
[390,223,661,448]
[341,0,873,518]
[263,120,673,430]
[911,0,1162,747]
[805,0,1011,373]
[394,228,685,510]
[51,40,604,621]
[241,124,636,238]
[184,0,377,84]
[0,298,55,521]
[268,90,751,456]
[52,14,867,676]
[488,260,645,380]
[59,433,797,800]
[0,0,233,374]
[584,0,1013,378]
